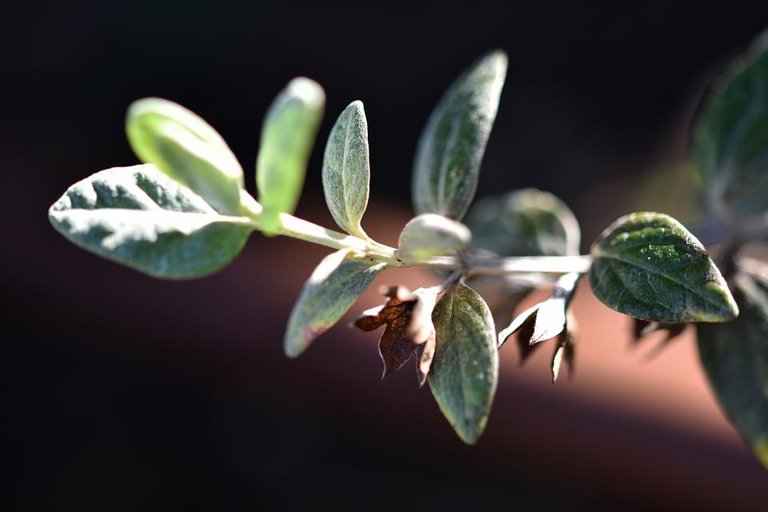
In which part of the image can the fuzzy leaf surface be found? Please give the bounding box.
[693,32,768,218]
[126,98,244,215]
[48,164,253,278]
[322,101,370,238]
[698,267,768,469]
[590,212,738,323]
[257,78,325,235]
[397,213,471,263]
[412,51,507,220]
[429,283,498,444]
[284,249,385,357]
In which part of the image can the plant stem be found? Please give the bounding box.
[241,192,594,275]
[241,193,398,261]
[464,255,593,275]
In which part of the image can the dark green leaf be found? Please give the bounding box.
[464,188,580,257]
[126,98,245,215]
[693,32,768,218]
[48,164,253,278]
[284,249,386,357]
[412,51,508,220]
[396,213,471,264]
[322,101,370,238]
[590,212,738,323]
[697,265,768,469]
[257,78,325,235]
[429,283,498,444]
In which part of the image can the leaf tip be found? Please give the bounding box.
[284,325,327,358]
[285,77,326,108]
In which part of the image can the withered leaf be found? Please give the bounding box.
[353,285,438,386]
[498,272,581,348]
[631,318,687,361]
[551,312,577,383]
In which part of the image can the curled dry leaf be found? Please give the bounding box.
[498,272,581,348]
[353,285,439,386]
[631,318,687,361]
[551,312,577,383]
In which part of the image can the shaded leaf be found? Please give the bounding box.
[590,212,738,323]
[353,285,439,386]
[412,51,508,220]
[697,265,768,469]
[322,101,371,238]
[48,164,253,279]
[464,188,581,257]
[631,318,687,361]
[396,213,471,264]
[498,272,581,347]
[693,32,768,218]
[126,98,245,215]
[256,78,325,235]
[284,249,385,357]
[429,283,498,444]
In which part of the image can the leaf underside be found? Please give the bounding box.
[284,249,386,357]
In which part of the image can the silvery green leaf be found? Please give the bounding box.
[48,164,253,278]
[257,77,325,235]
[464,188,580,256]
[126,98,245,215]
[284,249,386,357]
[429,283,498,444]
[396,213,471,264]
[412,51,508,220]
[590,212,738,323]
[693,32,768,219]
[322,101,371,238]
[697,264,768,469]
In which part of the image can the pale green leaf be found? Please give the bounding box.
[48,164,253,278]
[396,213,471,264]
[284,249,386,357]
[590,212,738,323]
[322,101,371,238]
[257,77,325,235]
[698,264,768,469]
[429,283,498,444]
[412,51,508,220]
[464,188,580,256]
[693,31,768,218]
[126,98,245,215]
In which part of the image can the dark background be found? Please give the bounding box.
[4,1,768,510]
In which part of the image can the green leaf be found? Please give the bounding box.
[396,213,471,264]
[412,51,508,220]
[693,32,768,218]
[429,283,498,444]
[464,188,580,257]
[697,266,768,469]
[257,78,325,235]
[322,101,371,238]
[589,212,738,323]
[284,249,386,357]
[126,98,245,215]
[48,164,253,278]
